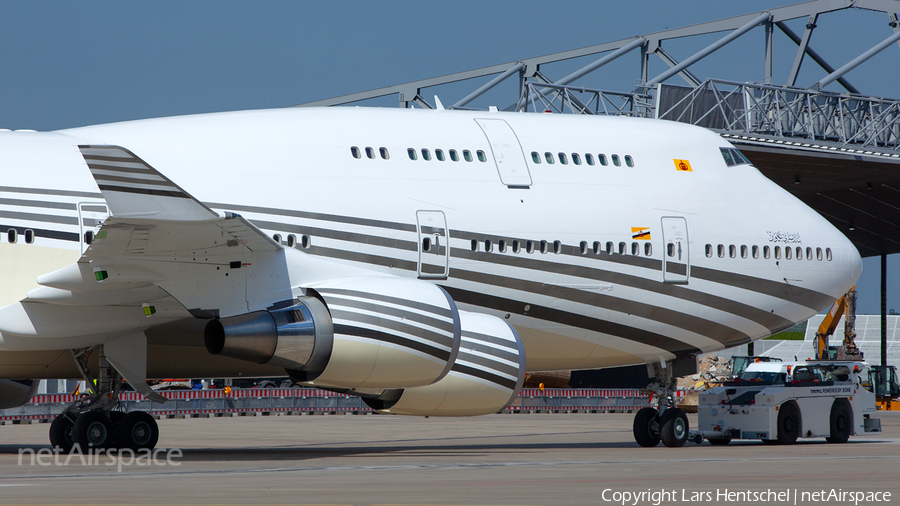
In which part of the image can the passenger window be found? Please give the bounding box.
[24,229,34,244]
[512,240,521,253]
[816,247,823,261]
[785,247,792,260]
[775,246,782,259]
[572,153,581,165]
[752,245,759,259]
[593,241,601,254]
[545,152,555,164]
[806,247,812,260]
[740,245,748,259]
[463,150,473,162]
[729,245,736,258]
[380,147,390,160]
[826,248,833,261]
[717,244,724,258]
[618,241,626,255]
[351,146,361,159]
[644,242,652,256]
[422,237,431,252]
[84,231,93,245]
[422,149,431,161]
[365,147,375,159]
[598,154,608,166]
[272,234,282,244]
[763,246,770,259]
[796,246,802,259]
[667,243,675,257]
[287,234,297,248]
[605,241,614,254]
[450,149,459,162]
[558,153,568,165]
[435,149,445,161]
[498,240,507,253]
[625,155,634,167]
[8,229,17,244]
[631,242,639,256]
[553,240,561,254]
[580,241,588,254]
[477,150,487,162]
[540,240,548,254]
[532,152,541,164]
[705,244,712,258]
[612,155,621,166]
[301,235,310,249]
[407,148,417,160]
[585,153,595,165]
[484,239,493,253]
[526,240,534,254]
[471,239,478,252]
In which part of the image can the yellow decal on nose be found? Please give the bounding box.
[674,159,693,172]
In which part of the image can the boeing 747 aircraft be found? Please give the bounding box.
[0,106,861,449]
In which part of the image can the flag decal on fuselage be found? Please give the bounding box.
[631,227,651,240]
[674,159,692,172]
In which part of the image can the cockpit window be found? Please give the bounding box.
[720,147,751,167]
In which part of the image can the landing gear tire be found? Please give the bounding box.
[49,413,75,453]
[632,407,661,447]
[117,411,159,451]
[72,411,113,451]
[825,401,851,444]
[708,438,730,446]
[776,403,800,445]
[659,408,689,448]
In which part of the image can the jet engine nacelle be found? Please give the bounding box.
[363,310,526,416]
[205,276,462,389]
[0,379,39,409]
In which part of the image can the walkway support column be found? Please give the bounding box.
[883,252,888,367]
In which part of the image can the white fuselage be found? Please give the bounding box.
[0,107,861,377]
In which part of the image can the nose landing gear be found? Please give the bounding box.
[632,358,692,448]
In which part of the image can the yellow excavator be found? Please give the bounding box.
[815,286,899,410]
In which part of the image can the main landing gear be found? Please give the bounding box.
[49,346,160,453]
[632,358,692,448]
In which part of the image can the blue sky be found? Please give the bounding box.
[1,1,898,313]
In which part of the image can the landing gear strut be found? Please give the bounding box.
[49,346,160,453]
[632,358,692,448]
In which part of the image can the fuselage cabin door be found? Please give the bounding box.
[416,210,449,280]
[661,216,690,284]
[474,118,533,188]
[78,202,109,254]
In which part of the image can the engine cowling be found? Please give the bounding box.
[0,379,39,409]
[364,310,526,416]
[205,276,461,389]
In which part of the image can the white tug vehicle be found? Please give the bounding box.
[695,359,883,445]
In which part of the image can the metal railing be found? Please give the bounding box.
[656,79,900,152]
[0,388,662,422]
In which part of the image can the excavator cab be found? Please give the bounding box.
[871,365,900,410]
